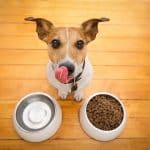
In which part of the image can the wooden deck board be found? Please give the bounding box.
[1,65,150,80]
[0,37,150,52]
[1,50,150,65]
[1,100,150,119]
[0,139,149,150]
[0,0,150,149]
[1,79,150,100]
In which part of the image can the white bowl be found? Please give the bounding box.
[80,92,127,141]
[13,92,62,142]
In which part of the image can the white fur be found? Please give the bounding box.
[46,57,93,101]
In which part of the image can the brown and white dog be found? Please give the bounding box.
[25,17,109,101]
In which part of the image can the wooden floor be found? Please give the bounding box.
[0,0,150,149]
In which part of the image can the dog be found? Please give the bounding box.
[25,17,109,101]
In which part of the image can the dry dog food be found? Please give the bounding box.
[86,95,123,130]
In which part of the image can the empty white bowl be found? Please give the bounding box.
[13,92,62,142]
[80,92,127,141]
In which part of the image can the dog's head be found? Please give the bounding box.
[25,17,109,83]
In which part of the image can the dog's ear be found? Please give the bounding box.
[24,17,54,41]
[81,18,109,42]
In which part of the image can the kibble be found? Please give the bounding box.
[86,94,123,130]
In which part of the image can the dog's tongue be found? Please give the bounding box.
[55,66,71,84]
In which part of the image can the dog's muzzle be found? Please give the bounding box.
[54,62,75,84]
[59,62,75,76]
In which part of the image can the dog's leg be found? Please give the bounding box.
[74,89,84,101]
[58,87,69,99]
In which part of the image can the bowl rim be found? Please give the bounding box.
[13,92,59,133]
[83,92,127,133]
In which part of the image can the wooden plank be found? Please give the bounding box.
[0,1,149,16]
[0,79,150,100]
[0,14,150,25]
[1,23,150,38]
[0,37,150,52]
[0,138,149,150]
[0,50,48,65]
[0,0,149,149]
[0,100,150,119]
[0,36,46,49]
[0,65,150,80]
[93,66,150,79]
[89,38,150,52]
[1,50,150,66]
[0,65,46,80]
[1,0,150,9]
[1,8,147,17]
[0,117,150,140]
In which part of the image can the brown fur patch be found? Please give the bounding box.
[25,17,109,65]
[45,27,87,64]
[81,18,110,42]
[25,17,109,64]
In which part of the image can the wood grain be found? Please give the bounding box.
[1,79,150,100]
[1,100,150,119]
[0,117,150,140]
[0,0,150,149]
[1,23,150,38]
[0,139,149,150]
[1,50,150,66]
[1,65,150,80]
[1,37,150,52]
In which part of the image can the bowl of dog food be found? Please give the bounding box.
[13,92,62,142]
[80,92,127,141]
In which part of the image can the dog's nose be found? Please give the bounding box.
[59,62,75,75]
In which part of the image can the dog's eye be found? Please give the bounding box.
[51,39,61,49]
[75,40,84,50]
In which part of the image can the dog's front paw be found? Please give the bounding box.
[58,90,68,99]
[74,92,83,102]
